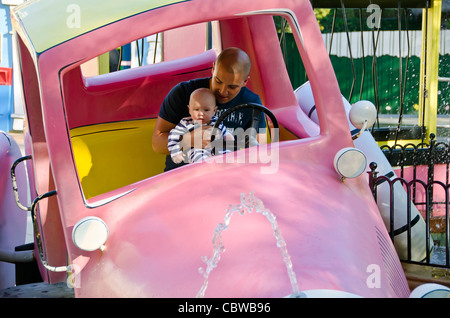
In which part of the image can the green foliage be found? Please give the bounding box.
[281,31,450,116]
[313,8,423,32]
[314,9,332,31]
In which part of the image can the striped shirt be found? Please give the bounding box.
[168,115,231,163]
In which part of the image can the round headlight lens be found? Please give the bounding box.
[72,216,108,252]
[334,147,367,179]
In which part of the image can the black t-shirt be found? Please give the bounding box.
[159,77,266,171]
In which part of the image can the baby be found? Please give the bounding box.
[168,88,234,164]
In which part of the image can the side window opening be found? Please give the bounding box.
[67,15,312,202]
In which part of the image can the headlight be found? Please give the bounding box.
[334,147,367,180]
[72,216,108,252]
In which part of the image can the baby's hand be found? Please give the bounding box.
[172,152,186,164]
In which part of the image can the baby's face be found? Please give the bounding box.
[188,99,217,125]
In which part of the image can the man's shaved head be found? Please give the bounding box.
[215,47,251,78]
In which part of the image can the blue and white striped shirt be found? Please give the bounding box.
[168,115,231,162]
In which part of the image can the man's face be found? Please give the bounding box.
[210,62,249,104]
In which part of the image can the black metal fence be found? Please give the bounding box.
[368,134,450,268]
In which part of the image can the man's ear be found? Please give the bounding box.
[242,75,249,87]
[211,62,215,76]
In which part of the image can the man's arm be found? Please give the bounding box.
[152,116,175,155]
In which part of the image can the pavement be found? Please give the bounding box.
[0,282,74,298]
[377,114,450,143]
[377,114,450,128]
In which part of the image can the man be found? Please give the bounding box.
[152,47,267,171]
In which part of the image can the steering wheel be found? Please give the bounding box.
[211,103,279,152]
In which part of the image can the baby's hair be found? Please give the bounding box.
[189,87,216,105]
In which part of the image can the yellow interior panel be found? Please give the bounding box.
[70,119,166,199]
[70,118,286,200]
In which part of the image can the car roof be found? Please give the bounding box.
[12,0,188,54]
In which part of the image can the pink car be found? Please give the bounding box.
[2,0,439,298]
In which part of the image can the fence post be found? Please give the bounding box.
[368,162,378,201]
[428,133,435,213]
